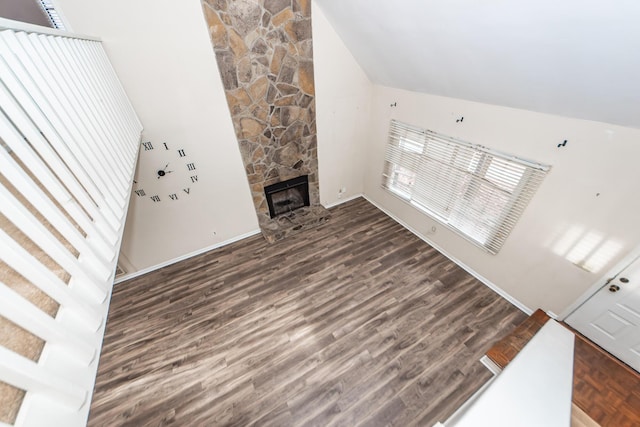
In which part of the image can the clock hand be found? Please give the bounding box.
[157,163,174,178]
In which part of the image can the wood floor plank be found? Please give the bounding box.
[89,197,527,426]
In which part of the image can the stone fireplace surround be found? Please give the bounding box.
[202,0,329,242]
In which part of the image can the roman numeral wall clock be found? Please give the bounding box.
[132,141,198,204]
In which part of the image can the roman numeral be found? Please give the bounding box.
[190,175,198,183]
[163,142,169,150]
[169,193,178,200]
[134,189,146,197]
[142,141,153,151]
[150,195,161,202]
[183,188,190,194]
[178,149,186,157]
[187,163,196,171]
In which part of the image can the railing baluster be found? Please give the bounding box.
[0,228,103,330]
[0,32,125,219]
[0,347,87,410]
[0,283,96,364]
[0,113,113,287]
[0,54,119,251]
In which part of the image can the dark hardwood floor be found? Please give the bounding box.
[89,197,526,426]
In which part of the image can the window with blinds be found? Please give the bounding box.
[382,119,550,254]
[38,0,66,30]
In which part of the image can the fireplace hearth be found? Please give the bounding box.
[259,175,331,243]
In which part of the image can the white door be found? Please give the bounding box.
[566,257,640,372]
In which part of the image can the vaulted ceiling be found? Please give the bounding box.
[315,0,640,128]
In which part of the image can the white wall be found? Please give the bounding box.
[0,0,51,27]
[364,86,640,315]
[314,0,640,129]
[54,0,375,272]
[312,3,371,206]
[56,0,259,271]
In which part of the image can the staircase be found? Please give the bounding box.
[0,17,141,426]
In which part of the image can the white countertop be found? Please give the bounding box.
[444,319,575,427]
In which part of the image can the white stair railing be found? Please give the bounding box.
[0,18,141,427]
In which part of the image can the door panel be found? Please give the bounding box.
[566,257,640,372]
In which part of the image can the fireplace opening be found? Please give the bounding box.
[264,175,310,219]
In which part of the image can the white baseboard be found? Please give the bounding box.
[480,355,502,375]
[363,195,533,316]
[115,196,365,284]
[116,195,531,317]
[545,310,559,320]
[322,193,364,209]
[114,229,262,284]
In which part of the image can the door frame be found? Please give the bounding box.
[558,244,640,320]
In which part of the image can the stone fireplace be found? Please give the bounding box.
[201,0,329,242]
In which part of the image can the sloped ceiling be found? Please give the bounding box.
[315,0,640,128]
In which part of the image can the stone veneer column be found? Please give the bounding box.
[201,0,322,233]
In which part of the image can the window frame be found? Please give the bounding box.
[382,120,550,254]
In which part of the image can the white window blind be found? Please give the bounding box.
[38,1,66,30]
[382,119,550,254]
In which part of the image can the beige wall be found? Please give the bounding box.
[312,3,371,206]
[0,0,51,27]
[56,0,259,271]
[364,85,640,315]
[54,0,373,272]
